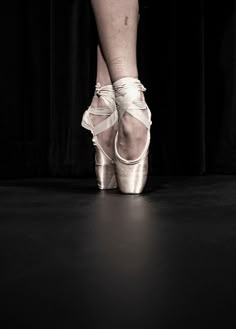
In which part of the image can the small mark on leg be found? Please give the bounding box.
[124,16,128,26]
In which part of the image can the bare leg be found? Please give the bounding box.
[91,0,147,160]
[95,44,112,86]
[89,44,117,159]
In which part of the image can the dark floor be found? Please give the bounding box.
[1,175,236,329]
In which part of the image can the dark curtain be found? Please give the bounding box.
[1,0,236,178]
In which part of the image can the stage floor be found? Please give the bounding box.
[1,175,235,328]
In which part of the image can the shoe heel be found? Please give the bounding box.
[114,132,150,194]
[95,147,117,190]
[115,156,148,194]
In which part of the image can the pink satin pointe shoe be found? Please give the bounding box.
[113,77,152,194]
[81,83,118,190]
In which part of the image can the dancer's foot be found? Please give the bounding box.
[89,92,117,160]
[117,90,148,160]
[113,77,151,160]
[81,83,118,190]
[113,77,152,194]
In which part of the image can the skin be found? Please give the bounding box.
[90,0,148,160]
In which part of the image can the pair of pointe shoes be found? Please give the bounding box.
[81,77,152,194]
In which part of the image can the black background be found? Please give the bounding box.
[1,0,235,178]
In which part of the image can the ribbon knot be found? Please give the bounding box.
[95,82,102,96]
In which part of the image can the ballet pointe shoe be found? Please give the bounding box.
[113,77,152,194]
[81,83,118,190]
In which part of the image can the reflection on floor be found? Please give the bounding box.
[1,175,235,329]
